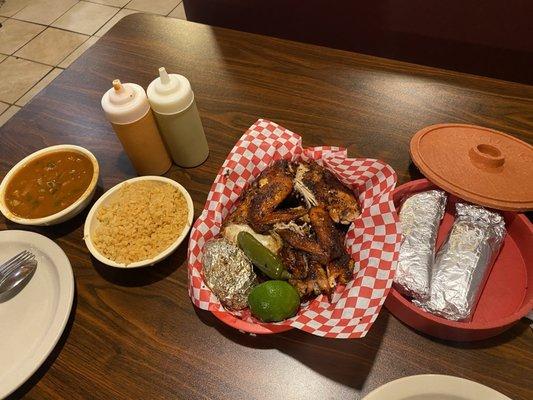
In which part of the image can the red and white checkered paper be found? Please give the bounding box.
[188,119,401,338]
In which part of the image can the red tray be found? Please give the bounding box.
[385,179,533,341]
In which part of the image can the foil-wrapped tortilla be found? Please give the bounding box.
[394,190,447,301]
[419,203,506,321]
[202,239,257,310]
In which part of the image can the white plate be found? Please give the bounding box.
[0,230,74,398]
[363,375,511,400]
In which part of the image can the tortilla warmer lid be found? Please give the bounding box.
[410,124,533,211]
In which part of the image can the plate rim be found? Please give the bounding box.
[0,230,74,399]
[362,374,511,400]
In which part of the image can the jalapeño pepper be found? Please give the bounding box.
[237,231,291,280]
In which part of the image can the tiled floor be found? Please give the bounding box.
[0,0,187,127]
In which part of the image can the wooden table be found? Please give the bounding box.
[1,14,532,400]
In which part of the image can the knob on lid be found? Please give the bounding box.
[147,67,194,115]
[410,124,533,211]
[101,79,150,124]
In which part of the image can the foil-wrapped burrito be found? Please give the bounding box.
[202,239,257,310]
[420,203,506,321]
[394,190,447,300]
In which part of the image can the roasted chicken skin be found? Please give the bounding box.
[248,160,306,233]
[294,161,360,224]
[276,206,343,264]
[289,259,331,298]
[281,245,353,298]
[278,206,353,298]
[222,186,256,227]
[279,244,308,280]
[277,228,329,264]
[309,206,345,261]
[327,253,354,288]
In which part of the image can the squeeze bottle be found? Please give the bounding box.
[147,68,209,167]
[101,79,172,175]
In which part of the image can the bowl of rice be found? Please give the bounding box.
[83,176,194,268]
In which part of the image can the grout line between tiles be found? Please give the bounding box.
[5,54,65,70]
[166,1,184,17]
[8,0,80,27]
[2,1,185,109]
[13,67,60,105]
[57,35,95,66]
[7,17,93,37]
[6,28,47,57]
[1,17,49,28]
[47,0,83,27]
[90,9,122,37]
[49,1,121,36]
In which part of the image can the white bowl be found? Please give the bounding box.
[0,145,99,226]
[83,176,194,268]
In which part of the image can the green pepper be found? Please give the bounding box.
[237,231,291,280]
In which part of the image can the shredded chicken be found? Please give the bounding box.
[294,161,360,224]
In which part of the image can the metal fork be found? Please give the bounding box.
[0,250,36,280]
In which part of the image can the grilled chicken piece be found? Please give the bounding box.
[249,160,307,233]
[276,229,329,264]
[276,206,344,263]
[309,206,345,261]
[326,253,354,288]
[289,261,331,298]
[279,244,308,279]
[309,260,331,295]
[294,161,360,224]
[279,244,331,298]
[222,186,256,228]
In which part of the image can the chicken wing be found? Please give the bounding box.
[222,186,256,228]
[279,243,332,298]
[279,244,308,279]
[326,253,354,288]
[249,160,307,233]
[294,161,360,224]
[276,228,329,264]
[276,206,344,263]
[309,205,345,260]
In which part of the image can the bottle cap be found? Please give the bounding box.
[147,67,194,115]
[101,79,150,125]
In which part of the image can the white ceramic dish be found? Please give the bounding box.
[0,144,99,226]
[363,374,511,400]
[83,176,194,268]
[0,230,74,398]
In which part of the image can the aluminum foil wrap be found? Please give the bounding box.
[394,190,447,301]
[419,203,506,321]
[202,239,257,310]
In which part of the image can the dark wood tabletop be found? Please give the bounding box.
[1,14,532,400]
